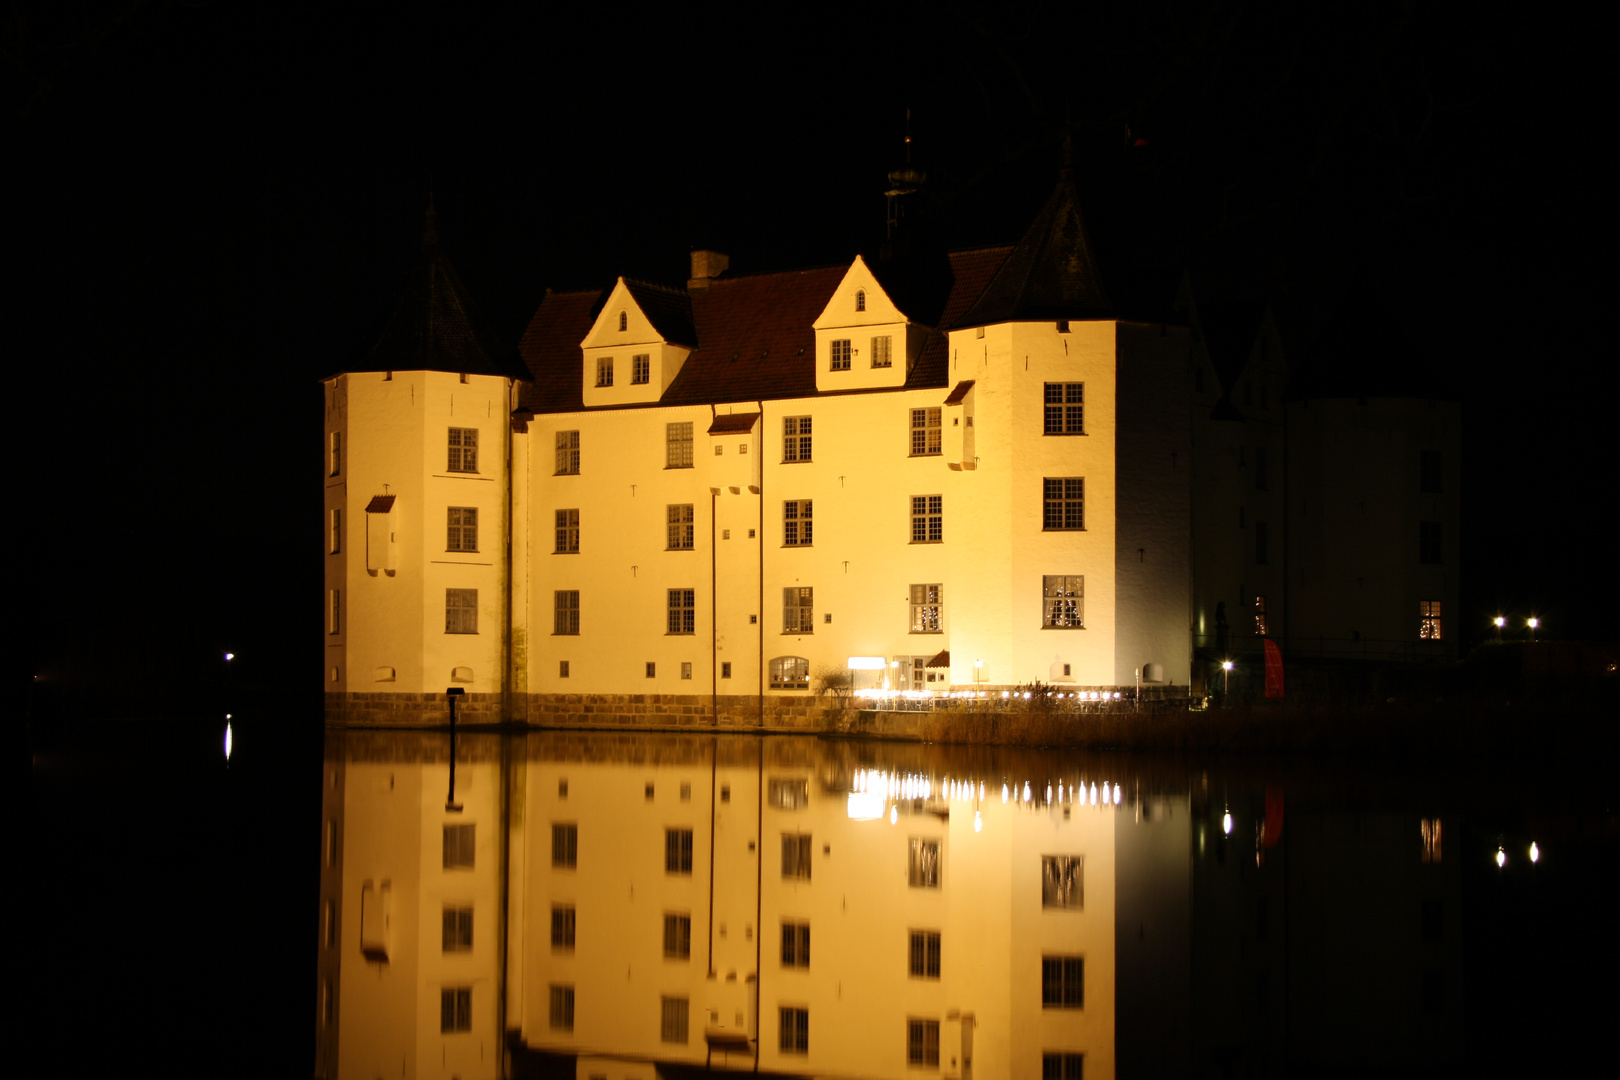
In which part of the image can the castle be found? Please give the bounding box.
[322,165,1458,726]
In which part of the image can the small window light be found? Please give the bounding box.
[681,662,693,680]
[823,613,832,624]
[646,662,656,678]
[618,311,627,331]
[645,782,655,800]
[559,779,568,797]
[715,445,723,455]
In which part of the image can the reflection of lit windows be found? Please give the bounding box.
[551,905,575,950]
[1043,1052,1084,1080]
[783,587,814,633]
[1042,955,1084,1007]
[448,427,478,472]
[443,824,475,869]
[665,829,693,874]
[768,777,808,809]
[1421,818,1442,863]
[782,834,812,880]
[661,996,689,1044]
[770,656,810,690]
[1254,595,1268,637]
[783,416,811,461]
[780,1007,809,1053]
[441,987,471,1032]
[908,838,940,888]
[1042,576,1084,628]
[555,431,580,475]
[549,985,574,1031]
[910,408,941,455]
[1042,855,1083,909]
[443,907,473,952]
[551,823,577,868]
[909,931,940,979]
[781,920,810,968]
[446,588,477,634]
[907,1019,940,1066]
[1420,600,1443,640]
[910,584,942,633]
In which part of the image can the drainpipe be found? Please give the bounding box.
[503,378,515,724]
[757,401,766,729]
[711,407,719,728]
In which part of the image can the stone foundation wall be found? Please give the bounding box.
[324,691,505,727]
[324,691,855,732]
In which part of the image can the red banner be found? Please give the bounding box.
[1263,638,1285,698]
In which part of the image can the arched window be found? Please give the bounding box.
[855,289,866,312]
[770,656,809,691]
[618,310,628,331]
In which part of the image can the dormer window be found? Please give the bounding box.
[618,311,628,332]
[632,354,650,385]
[596,357,614,387]
[855,289,866,312]
[830,340,852,372]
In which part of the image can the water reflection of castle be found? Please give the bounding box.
[315,733,1460,1079]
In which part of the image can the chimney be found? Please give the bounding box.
[688,250,730,293]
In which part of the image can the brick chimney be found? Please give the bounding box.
[688,250,730,293]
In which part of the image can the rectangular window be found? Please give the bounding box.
[549,985,574,1032]
[910,408,941,455]
[663,913,691,959]
[1420,521,1442,564]
[907,1019,940,1066]
[910,495,943,543]
[447,507,477,552]
[646,661,656,678]
[782,833,812,880]
[781,920,810,967]
[554,508,579,553]
[661,996,689,1044]
[909,838,940,888]
[1421,449,1443,493]
[780,1006,809,1053]
[871,335,892,368]
[1042,855,1083,909]
[441,987,472,1033]
[1043,478,1085,530]
[552,823,577,868]
[784,499,813,545]
[1043,383,1084,434]
[667,504,694,549]
[559,660,570,678]
[595,356,614,387]
[830,339,851,371]
[665,828,693,874]
[443,907,473,952]
[910,584,942,633]
[1042,576,1084,628]
[446,588,478,634]
[666,421,693,468]
[1255,446,1269,491]
[667,589,695,634]
[443,824,475,869]
[1420,600,1443,640]
[721,661,732,679]
[680,661,692,680]
[769,777,809,809]
[1255,520,1269,565]
[909,931,941,979]
[783,416,811,462]
[632,353,650,384]
[555,431,580,475]
[783,587,814,634]
[448,427,478,472]
[770,656,809,689]
[329,588,340,635]
[330,508,341,553]
[553,590,579,635]
[1255,595,1268,637]
[551,905,575,950]
[1042,955,1084,1008]
[329,431,342,476]
[1044,1053,1084,1080]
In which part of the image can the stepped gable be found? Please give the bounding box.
[361,209,526,380]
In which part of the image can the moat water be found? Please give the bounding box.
[25,716,1617,1078]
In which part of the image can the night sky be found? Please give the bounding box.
[16,1,1611,715]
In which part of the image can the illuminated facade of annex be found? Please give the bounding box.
[321,169,1459,725]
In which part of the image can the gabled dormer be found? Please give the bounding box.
[580,277,695,407]
[811,255,928,392]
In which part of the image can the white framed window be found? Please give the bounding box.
[329,508,342,554]
[910,408,941,455]
[554,591,579,635]
[1042,576,1083,628]
[665,828,693,874]
[783,587,813,633]
[855,289,865,311]
[595,357,614,387]
[1042,855,1083,909]
[443,824,475,869]
[1042,955,1084,1008]
[443,907,473,952]
[1044,1053,1084,1080]
[447,507,477,551]
[329,589,340,634]
[1043,383,1084,435]
[632,354,650,384]
[910,495,942,543]
[551,904,575,950]
[782,833,812,880]
[909,930,940,978]
[784,499,812,545]
[829,339,851,371]
[329,431,341,476]
[664,913,691,959]
[1420,600,1442,640]
[668,589,695,634]
[781,920,810,967]
[446,588,478,634]
[667,504,694,549]
[552,823,577,868]
[910,584,942,633]
[666,421,694,468]
[907,1019,940,1066]
[618,310,627,331]
[555,431,580,475]
[780,1006,809,1053]
[871,335,892,368]
[1043,478,1084,530]
[908,838,940,888]
[783,416,811,461]
[661,996,689,1044]
[770,656,809,690]
[555,509,579,553]
[441,987,472,1033]
[448,427,479,471]
[549,984,574,1031]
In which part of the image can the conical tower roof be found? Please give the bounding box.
[361,206,528,380]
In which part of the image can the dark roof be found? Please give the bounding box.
[1195,301,1268,394]
[952,175,1112,328]
[517,288,604,413]
[943,380,976,406]
[364,495,396,513]
[624,279,696,347]
[708,412,760,434]
[907,249,1010,390]
[359,213,526,380]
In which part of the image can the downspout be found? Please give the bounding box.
[710,405,719,728]
[754,737,764,1071]
[757,401,766,729]
[504,378,515,724]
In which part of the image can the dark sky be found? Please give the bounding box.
[15,1,1611,708]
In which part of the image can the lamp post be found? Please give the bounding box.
[1221,660,1234,702]
[1527,617,1539,642]
[1493,615,1505,642]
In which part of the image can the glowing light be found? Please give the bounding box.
[974,810,982,833]
[1222,811,1233,836]
[1046,784,1053,802]
[847,656,886,670]
[847,792,885,820]
[1221,660,1234,672]
[1495,847,1506,868]
[223,652,235,662]
[1113,783,1122,804]
[890,805,898,825]
[1023,782,1031,803]
[1529,842,1540,863]
[224,722,233,761]
[1492,616,1505,628]
[1090,782,1098,805]
[1002,784,1009,804]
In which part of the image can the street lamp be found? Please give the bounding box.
[1492,616,1505,642]
[1527,617,1539,641]
[1221,660,1234,700]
